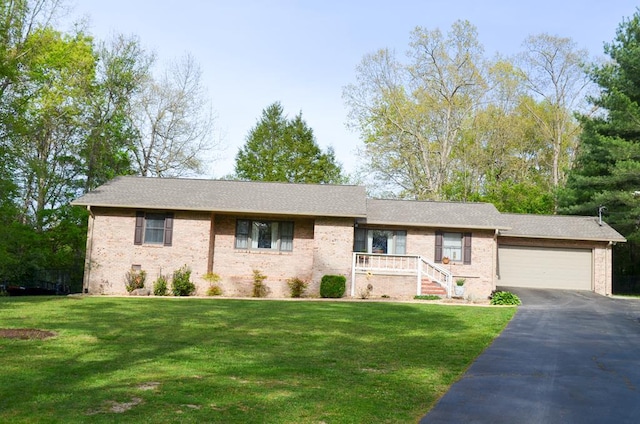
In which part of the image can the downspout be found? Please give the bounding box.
[606,241,612,296]
[207,213,215,273]
[83,206,95,294]
[493,228,499,291]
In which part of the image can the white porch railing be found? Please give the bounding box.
[351,253,452,298]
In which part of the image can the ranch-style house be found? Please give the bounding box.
[72,176,625,299]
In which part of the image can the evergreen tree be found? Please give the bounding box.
[559,10,640,290]
[234,102,345,184]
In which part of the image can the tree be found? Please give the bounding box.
[8,26,95,230]
[0,0,220,290]
[0,0,62,97]
[559,11,640,291]
[344,20,487,199]
[517,34,592,209]
[234,102,345,184]
[79,34,153,191]
[130,54,218,177]
[0,0,90,287]
[442,59,555,213]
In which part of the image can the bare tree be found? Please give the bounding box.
[344,20,488,199]
[517,34,593,193]
[131,54,220,177]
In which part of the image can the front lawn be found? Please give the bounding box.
[0,297,515,423]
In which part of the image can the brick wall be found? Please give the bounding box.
[311,217,355,296]
[83,207,612,298]
[352,274,418,298]
[210,214,316,297]
[85,208,211,295]
[84,209,355,297]
[406,228,497,300]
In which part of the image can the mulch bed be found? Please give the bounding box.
[0,328,57,340]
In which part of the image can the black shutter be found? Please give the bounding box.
[354,228,367,252]
[134,212,144,245]
[435,231,443,262]
[235,219,250,249]
[463,232,472,264]
[164,213,174,246]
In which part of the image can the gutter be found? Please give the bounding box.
[498,233,626,243]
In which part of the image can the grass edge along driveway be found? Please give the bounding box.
[0,297,515,423]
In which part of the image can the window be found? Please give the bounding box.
[353,228,406,254]
[435,231,471,264]
[443,232,463,261]
[235,219,293,251]
[134,212,173,246]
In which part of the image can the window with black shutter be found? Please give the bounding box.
[435,231,471,264]
[134,212,173,246]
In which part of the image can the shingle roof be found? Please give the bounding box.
[72,177,627,242]
[499,213,626,242]
[365,198,508,230]
[72,176,368,218]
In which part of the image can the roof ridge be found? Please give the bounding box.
[501,212,597,219]
[116,175,361,188]
[368,197,492,206]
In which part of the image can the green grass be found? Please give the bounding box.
[0,297,515,423]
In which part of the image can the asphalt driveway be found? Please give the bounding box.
[420,288,640,424]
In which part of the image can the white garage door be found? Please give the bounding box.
[497,245,592,290]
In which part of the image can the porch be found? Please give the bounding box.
[351,253,452,298]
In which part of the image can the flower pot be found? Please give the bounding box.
[454,285,465,297]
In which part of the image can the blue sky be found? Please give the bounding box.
[68,1,637,178]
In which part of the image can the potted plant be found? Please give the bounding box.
[454,278,465,297]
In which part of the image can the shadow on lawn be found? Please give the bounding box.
[0,297,504,423]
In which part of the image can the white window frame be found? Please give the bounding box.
[235,219,293,251]
[442,232,463,261]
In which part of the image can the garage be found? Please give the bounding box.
[497,245,592,290]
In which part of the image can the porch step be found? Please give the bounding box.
[421,280,447,296]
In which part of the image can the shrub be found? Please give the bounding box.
[204,272,223,296]
[414,295,441,300]
[171,265,196,296]
[320,275,346,298]
[153,275,168,296]
[124,269,146,293]
[359,283,373,299]
[252,269,268,298]
[456,278,466,286]
[287,277,308,298]
[490,290,522,306]
[206,285,223,296]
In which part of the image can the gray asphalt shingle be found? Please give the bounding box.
[365,198,507,230]
[72,176,368,217]
[499,213,626,242]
